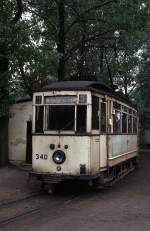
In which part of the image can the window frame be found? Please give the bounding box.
[100,101,107,134]
[92,95,100,131]
[112,100,138,135]
[45,105,76,132]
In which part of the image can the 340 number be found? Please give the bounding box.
[36,154,48,160]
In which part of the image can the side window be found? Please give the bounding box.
[76,106,87,133]
[35,106,44,133]
[113,110,121,134]
[101,102,106,133]
[122,113,127,133]
[92,96,99,130]
[128,114,132,134]
[133,117,137,133]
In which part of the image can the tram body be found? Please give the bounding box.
[31,81,138,187]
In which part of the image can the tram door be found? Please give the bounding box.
[91,136,100,172]
[99,101,107,169]
[91,97,107,171]
[26,120,32,163]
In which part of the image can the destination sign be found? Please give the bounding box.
[44,96,77,104]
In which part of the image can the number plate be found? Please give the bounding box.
[35,154,48,160]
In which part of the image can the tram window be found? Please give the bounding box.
[113,110,121,134]
[129,109,132,114]
[92,96,99,130]
[113,102,121,110]
[35,106,44,133]
[101,102,106,133]
[122,113,127,133]
[46,105,75,131]
[128,115,132,133]
[35,96,42,104]
[76,106,87,133]
[133,117,137,133]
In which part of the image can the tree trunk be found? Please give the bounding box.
[57,0,65,80]
[78,33,86,78]
[105,50,114,88]
[0,0,23,166]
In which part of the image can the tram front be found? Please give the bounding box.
[32,90,93,183]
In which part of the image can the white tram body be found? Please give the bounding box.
[31,81,138,186]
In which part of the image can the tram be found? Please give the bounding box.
[30,81,138,189]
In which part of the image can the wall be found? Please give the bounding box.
[9,101,32,165]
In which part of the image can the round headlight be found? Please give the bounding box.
[52,150,66,164]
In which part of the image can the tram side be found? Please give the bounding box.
[89,94,138,183]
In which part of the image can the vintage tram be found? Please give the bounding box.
[30,81,138,189]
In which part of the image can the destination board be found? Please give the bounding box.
[44,96,77,104]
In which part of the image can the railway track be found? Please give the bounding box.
[0,169,135,228]
[0,207,40,227]
[0,190,51,227]
[0,191,44,208]
[0,189,81,228]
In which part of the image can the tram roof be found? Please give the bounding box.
[40,81,136,108]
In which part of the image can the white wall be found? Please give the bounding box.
[9,101,32,165]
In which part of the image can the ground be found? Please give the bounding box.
[0,151,150,231]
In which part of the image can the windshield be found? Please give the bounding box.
[46,105,75,131]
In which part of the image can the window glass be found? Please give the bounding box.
[133,117,137,133]
[92,96,99,130]
[46,105,75,131]
[101,102,106,133]
[35,106,44,133]
[113,110,121,134]
[122,113,127,133]
[128,115,132,133]
[76,106,87,133]
[129,109,132,114]
[79,94,87,104]
[35,96,42,104]
[113,102,121,110]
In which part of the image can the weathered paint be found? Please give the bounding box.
[90,135,107,172]
[9,101,32,164]
[32,135,91,174]
[32,90,138,177]
[90,136,100,172]
[100,135,107,169]
[108,135,138,166]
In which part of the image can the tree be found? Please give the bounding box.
[0,0,23,165]
[27,1,148,85]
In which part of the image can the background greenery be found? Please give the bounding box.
[0,0,150,135]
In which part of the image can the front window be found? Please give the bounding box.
[92,96,99,130]
[101,102,106,133]
[46,105,75,131]
[34,94,88,133]
[35,106,44,133]
[76,106,87,133]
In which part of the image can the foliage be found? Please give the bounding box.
[22,1,150,90]
[1,0,150,127]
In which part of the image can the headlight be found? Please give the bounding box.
[52,150,66,164]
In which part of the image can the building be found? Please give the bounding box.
[9,99,32,165]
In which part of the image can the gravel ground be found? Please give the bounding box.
[0,151,150,231]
